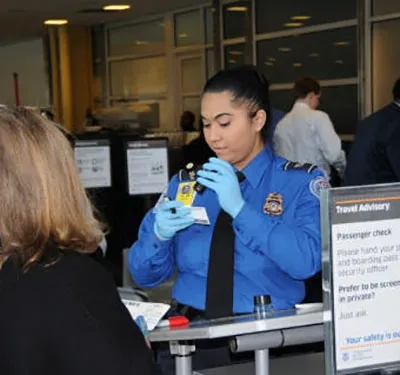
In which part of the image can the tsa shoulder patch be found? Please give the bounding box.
[283,161,317,174]
[309,176,330,199]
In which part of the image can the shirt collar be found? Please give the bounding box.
[293,100,310,110]
[240,146,274,188]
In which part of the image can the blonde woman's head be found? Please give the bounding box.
[0,107,103,268]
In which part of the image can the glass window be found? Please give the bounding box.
[108,20,165,57]
[224,44,246,69]
[110,99,169,129]
[109,56,167,97]
[223,1,251,39]
[175,10,202,47]
[270,84,358,134]
[372,0,400,16]
[206,49,216,79]
[183,96,201,127]
[205,7,215,44]
[257,27,357,84]
[256,0,357,34]
[181,57,203,94]
[372,19,400,110]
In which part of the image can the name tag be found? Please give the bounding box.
[175,182,196,206]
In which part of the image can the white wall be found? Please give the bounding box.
[0,38,49,107]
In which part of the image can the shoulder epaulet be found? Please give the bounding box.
[283,161,317,174]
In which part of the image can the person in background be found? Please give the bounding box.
[344,77,400,186]
[273,77,346,181]
[180,110,197,132]
[181,121,215,166]
[0,108,158,375]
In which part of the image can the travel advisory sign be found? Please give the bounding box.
[330,187,400,372]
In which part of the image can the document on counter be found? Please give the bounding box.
[122,299,170,331]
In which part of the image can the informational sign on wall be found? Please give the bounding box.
[323,184,400,374]
[126,139,169,195]
[74,139,111,189]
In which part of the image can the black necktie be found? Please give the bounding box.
[205,172,246,319]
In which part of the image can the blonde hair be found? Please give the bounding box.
[0,107,103,269]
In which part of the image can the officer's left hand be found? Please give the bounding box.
[196,157,245,218]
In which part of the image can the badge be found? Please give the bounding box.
[175,181,196,206]
[264,192,283,216]
[309,176,330,199]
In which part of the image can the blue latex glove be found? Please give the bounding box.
[196,157,245,218]
[154,200,195,241]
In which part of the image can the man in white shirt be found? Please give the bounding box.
[273,77,346,179]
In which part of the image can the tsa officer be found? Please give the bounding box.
[129,65,328,319]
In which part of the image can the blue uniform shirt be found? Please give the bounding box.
[129,146,326,313]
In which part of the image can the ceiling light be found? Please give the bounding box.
[278,47,292,52]
[226,6,247,12]
[291,15,311,21]
[44,19,68,25]
[309,52,319,57]
[228,50,243,56]
[264,61,275,66]
[178,33,188,39]
[135,40,149,45]
[228,59,237,64]
[267,57,276,62]
[334,41,350,46]
[103,4,131,11]
[335,60,344,64]
[293,62,302,67]
[283,22,303,27]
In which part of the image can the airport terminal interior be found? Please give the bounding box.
[1,0,400,374]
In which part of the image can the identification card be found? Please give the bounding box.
[175,182,196,206]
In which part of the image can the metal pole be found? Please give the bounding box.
[255,349,269,375]
[175,354,193,375]
[231,325,323,353]
[170,342,195,375]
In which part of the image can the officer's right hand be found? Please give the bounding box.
[154,200,195,241]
